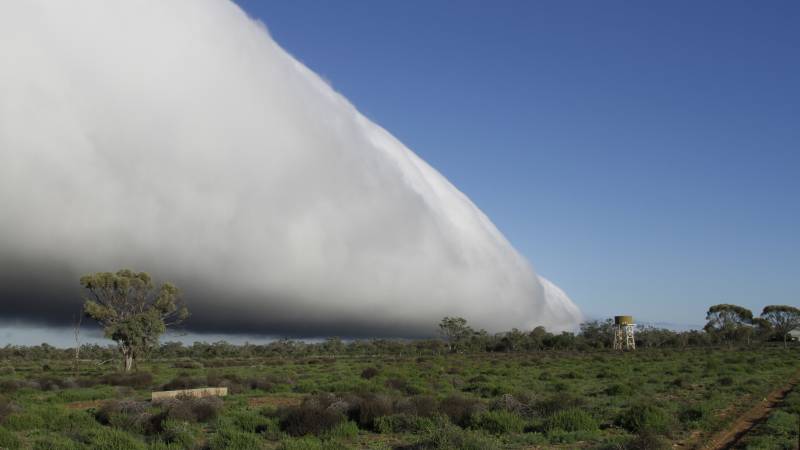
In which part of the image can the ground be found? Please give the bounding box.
[0,346,798,449]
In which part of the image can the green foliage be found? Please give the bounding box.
[208,425,265,450]
[470,410,526,434]
[0,427,21,449]
[160,419,203,449]
[375,413,436,434]
[79,427,147,450]
[544,408,598,432]
[416,423,501,450]
[617,403,674,435]
[81,269,189,371]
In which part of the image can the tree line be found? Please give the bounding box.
[1,269,796,371]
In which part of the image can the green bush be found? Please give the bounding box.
[79,427,147,450]
[277,436,349,450]
[416,424,501,450]
[544,408,598,432]
[208,426,265,450]
[0,427,21,450]
[617,403,673,434]
[321,420,358,439]
[375,413,436,434]
[160,419,203,448]
[30,434,82,450]
[471,410,526,434]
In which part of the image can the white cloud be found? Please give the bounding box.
[0,0,581,338]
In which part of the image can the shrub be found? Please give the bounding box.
[278,401,345,437]
[208,425,265,450]
[412,424,501,450]
[246,377,275,392]
[94,399,151,432]
[229,410,274,433]
[395,395,438,418]
[78,427,147,450]
[544,408,597,432]
[0,427,21,449]
[532,393,585,417]
[621,430,672,450]
[0,396,19,424]
[159,395,224,423]
[351,393,393,429]
[360,367,379,379]
[617,403,673,435]
[678,405,706,424]
[100,372,153,389]
[160,419,203,449]
[321,420,359,439]
[162,374,205,391]
[206,373,245,394]
[470,410,526,434]
[385,378,409,391]
[173,360,203,369]
[277,436,349,450]
[717,376,734,387]
[375,414,435,434]
[604,384,631,396]
[439,395,483,427]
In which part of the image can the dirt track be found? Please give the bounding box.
[701,371,800,450]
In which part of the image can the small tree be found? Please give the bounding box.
[438,317,472,353]
[81,269,189,371]
[761,305,800,348]
[703,304,753,346]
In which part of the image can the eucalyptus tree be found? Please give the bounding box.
[703,304,753,346]
[761,305,800,348]
[81,269,189,371]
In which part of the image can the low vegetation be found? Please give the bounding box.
[0,344,797,448]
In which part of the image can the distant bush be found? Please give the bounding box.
[350,393,393,429]
[532,393,585,417]
[0,427,21,449]
[375,414,435,434]
[604,383,631,396]
[278,396,345,437]
[717,376,734,387]
[173,360,203,369]
[158,395,224,423]
[470,410,526,434]
[101,372,153,389]
[0,396,19,424]
[206,373,245,394]
[159,419,203,449]
[439,395,483,427]
[360,367,379,379]
[77,426,147,450]
[395,395,438,418]
[617,403,674,435]
[208,424,265,450]
[162,374,205,391]
[411,423,501,450]
[544,408,597,432]
[620,430,671,450]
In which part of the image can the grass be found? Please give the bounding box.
[0,346,797,448]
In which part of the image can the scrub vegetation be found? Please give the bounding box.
[0,343,797,449]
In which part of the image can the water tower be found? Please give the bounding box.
[613,315,636,350]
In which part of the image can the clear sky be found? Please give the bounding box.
[235,0,799,327]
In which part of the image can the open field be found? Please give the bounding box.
[1,346,799,449]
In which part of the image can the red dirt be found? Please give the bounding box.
[65,400,104,410]
[701,371,800,450]
[247,395,302,408]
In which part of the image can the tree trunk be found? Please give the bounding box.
[121,346,134,372]
[784,333,788,349]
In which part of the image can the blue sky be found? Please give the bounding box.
[235,1,799,327]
